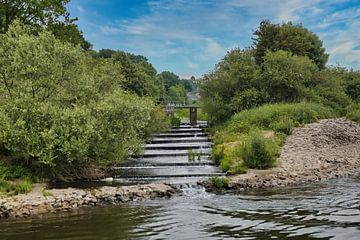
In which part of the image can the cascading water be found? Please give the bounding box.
[110,121,224,185]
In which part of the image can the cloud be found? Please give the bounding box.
[69,0,360,76]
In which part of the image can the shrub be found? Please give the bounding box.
[188,149,196,162]
[0,179,32,195]
[210,176,229,189]
[212,145,225,165]
[269,117,295,135]
[223,102,335,136]
[228,161,247,174]
[347,103,360,123]
[239,133,278,169]
[170,115,181,127]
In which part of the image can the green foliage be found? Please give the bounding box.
[0,162,32,181]
[345,71,360,102]
[269,117,295,135]
[200,49,261,124]
[347,103,360,123]
[0,1,90,50]
[0,23,169,180]
[221,103,336,138]
[213,102,336,173]
[253,20,328,69]
[0,179,33,195]
[228,161,247,175]
[212,145,225,165]
[197,151,202,161]
[210,176,229,189]
[262,50,318,102]
[168,84,187,103]
[238,133,278,169]
[188,149,196,162]
[0,161,33,195]
[0,0,71,33]
[170,115,181,127]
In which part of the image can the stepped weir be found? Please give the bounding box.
[110,121,224,184]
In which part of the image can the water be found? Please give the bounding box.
[1,176,360,240]
[112,122,224,183]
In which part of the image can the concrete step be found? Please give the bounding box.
[149,137,210,144]
[166,128,204,133]
[145,142,212,150]
[140,149,211,158]
[111,165,223,178]
[123,156,213,165]
[156,132,207,138]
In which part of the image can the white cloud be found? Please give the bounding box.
[70,0,360,75]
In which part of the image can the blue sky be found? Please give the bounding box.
[68,0,360,78]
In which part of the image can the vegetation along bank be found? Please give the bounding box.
[200,20,360,190]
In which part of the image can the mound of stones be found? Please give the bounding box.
[225,118,360,190]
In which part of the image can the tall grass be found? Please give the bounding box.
[347,103,360,123]
[213,102,336,173]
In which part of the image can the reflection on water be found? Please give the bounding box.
[1,176,360,240]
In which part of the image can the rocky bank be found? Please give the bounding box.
[0,183,176,218]
[222,118,360,190]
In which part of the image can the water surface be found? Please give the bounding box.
[1,176,360,240]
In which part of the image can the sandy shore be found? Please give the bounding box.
[224,118,360,190]
[0,183,176,218]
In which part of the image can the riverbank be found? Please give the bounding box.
[0,183,176,218]
[214,118,360,190]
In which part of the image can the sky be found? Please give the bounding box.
[67,0,360,78]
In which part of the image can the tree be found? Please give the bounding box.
[47,22,92,50]
[261,50,318,102]
[168,84,186,103]
[200,48,261,124]
[158,71,181,90]
[97,49,117,58]
[0,0,90,50]
[253,20,328,69]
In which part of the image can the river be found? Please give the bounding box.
[0,176,359,240]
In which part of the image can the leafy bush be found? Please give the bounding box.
[347,103,360,123]
[223,102,335,137]
[212,145,225,165]
[239,133,278,169]
[170,115,181,127]
[0,179,32,195]
[269,117,296,135]
[210,176,229,189]
[0,22,170,180]
[212,102,335,173]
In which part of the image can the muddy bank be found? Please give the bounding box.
[0,183,176,218]
[213,118,360,190]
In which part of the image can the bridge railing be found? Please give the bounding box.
[151,97,187,107]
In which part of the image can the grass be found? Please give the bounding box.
[212,102,336,173]
[0,179,33,195]
[347,103,360,123]
[0,161,34,196]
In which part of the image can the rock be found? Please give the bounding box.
[0,183,177,219]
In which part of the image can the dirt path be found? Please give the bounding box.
[227,118,360,190]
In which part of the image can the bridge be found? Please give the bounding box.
[153,97,199,126]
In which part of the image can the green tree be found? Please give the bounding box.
[261,50,318,102]
[253,20,328,69]
[0,22,169,179]
[0,0,90,49]
[168,84,187,104]
[158,71,182,90]
[200,48,261,124]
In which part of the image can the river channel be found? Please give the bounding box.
[1,175,360,239]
